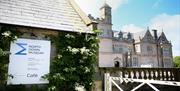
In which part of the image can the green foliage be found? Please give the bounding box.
[0,25,20,86]
[45,30,99,91]
[173,56,180,67]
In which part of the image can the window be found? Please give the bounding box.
[163,48,169,55]
[133,57,138,67]
[164,59,172,68]
[135,45,140,52]
[113,44,120,53]
[119,48,123,53]
[147,46,153,53]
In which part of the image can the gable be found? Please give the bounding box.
[158,32,169,43]
[0,0,92,33]
[141,30,155,43]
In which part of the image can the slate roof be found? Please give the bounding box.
[113,31,133,38]
[134,30,156,43]
[0,0,92,33]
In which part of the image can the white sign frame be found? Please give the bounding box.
[7,38,51,85]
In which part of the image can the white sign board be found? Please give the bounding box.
[7,38,51,84]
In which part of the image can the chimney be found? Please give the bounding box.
[152,29,158,40]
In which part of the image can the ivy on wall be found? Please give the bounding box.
[0,25,21,86]
[45,30,100,91]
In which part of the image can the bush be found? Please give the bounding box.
[44,30,100,91]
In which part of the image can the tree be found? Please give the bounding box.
[173,56,180,67]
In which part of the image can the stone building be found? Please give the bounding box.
[89,3,173,68]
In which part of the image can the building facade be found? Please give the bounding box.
[89,3,173,68]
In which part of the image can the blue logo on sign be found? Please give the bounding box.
[15,43,27,55]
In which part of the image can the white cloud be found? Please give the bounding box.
[75,0,128,17]
[121,13,180,56]
[150,13,180,56]
[121,24,144,33]
[150,13,180,31]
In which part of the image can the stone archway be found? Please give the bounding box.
[114,57,123,67]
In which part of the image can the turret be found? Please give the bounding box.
[100,3,112,24]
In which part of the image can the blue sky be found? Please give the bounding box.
[112,0,180,29]
[75,0,180,56]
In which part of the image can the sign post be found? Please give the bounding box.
[7,38,51,84]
